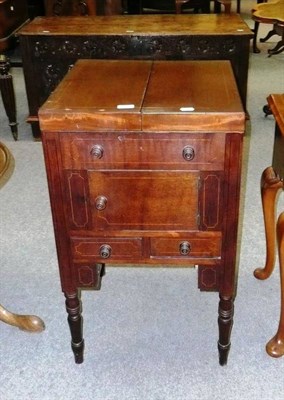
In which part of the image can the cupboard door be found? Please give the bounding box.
[87,170,199,231]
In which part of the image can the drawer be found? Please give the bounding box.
[60,132,225,171]
[71,237,143,261]
[150,235,222,258]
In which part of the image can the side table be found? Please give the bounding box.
[0,141,45,332]
[252,0,284,56]
[254,93,284,357]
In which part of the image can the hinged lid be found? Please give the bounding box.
[142,60,245,132]
[39,59,245,133]
[39,60,152,131]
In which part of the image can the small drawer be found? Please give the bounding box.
[150,235,221,258]
[60,132,225,171]
[71,237,143,261]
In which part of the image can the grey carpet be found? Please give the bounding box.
[0,2,284,399]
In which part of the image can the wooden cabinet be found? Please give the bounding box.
[39,59,245,365]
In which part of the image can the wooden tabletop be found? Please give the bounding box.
[252,1,284,25]
[18,13,253,36]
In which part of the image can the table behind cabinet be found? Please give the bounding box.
[19,13,253,138]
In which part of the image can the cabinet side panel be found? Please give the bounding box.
[41,132,76,292]
[220,132,243,296]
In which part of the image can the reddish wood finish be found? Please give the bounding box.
[255,94,284,358]
[39,59,245,364]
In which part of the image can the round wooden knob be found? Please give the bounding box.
[179,241,191,255]
[182,146,195,161]
[99,245,112,259]
[90,144,104,159]
[95,196,107,210]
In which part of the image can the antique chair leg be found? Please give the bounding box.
[0,304,45,332]
[0,55,18,140]
[266,211,284,357]
[254,167,283,280]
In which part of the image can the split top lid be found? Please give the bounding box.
[39,59,245,133]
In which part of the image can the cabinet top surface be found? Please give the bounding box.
[18,13,252,36]
[39,59,245,133]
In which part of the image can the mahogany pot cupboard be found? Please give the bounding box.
[39,59,245,364]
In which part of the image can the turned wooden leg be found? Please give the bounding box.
[0,304,45,332]
[218,295,234,366]
[253,21,261,54]
[266,212,284,357]
[65,291,84,364]
[0,55,18,140]
[254,167,283,280]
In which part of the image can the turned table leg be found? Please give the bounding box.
[0,55,18,140]
[266,212,284,357]
[218,295,234,366]
[254,167,283,280]
[65,291,84,364]
[253,21,261,54]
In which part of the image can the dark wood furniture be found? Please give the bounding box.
[252,0,284,55]
[43,0,123,15]
[0,0,29,140]
[44,0,97,15]
[139,0,210,13]
[39,58,245,364]
[27,0,45,18]
[0,141,45,332]
[254,94,284,358]
[19,13,252,139]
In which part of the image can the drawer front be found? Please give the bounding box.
[60,132,225,171]
[71,237,142,261]
[150,235,221,258]
[87,170,199,231]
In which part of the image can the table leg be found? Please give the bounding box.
[65,291,84,364]
[252,21,261,54]
[0,304,45,332]
[218,295,234,366]
[0,55,18,140]
[266,211,284,357]
[254,167,283,280]
[268,39,284,57]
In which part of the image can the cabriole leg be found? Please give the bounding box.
[254,167,283,280]
[65,291,84,364]
[266,212,284,357]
